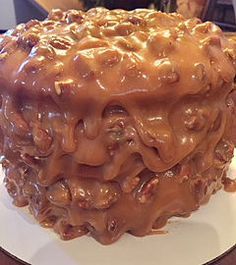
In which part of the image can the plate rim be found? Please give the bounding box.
[1,243,236,265]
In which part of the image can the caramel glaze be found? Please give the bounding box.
[0,8,235,244]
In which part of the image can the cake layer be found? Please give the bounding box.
[0,8,235,244]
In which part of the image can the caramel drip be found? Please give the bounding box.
[0,8,235,245]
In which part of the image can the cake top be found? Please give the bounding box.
[0,8,235,106]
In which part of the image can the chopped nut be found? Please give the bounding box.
[122,177,140,193]
[46,181,71,206]
[96,49,121,67]
[54,80,74,96]
[50,37,71,50]
[148,31,175,56]
[33,127,52,152]
[17,33,40,49]
[48,9,64,21]
[215,139,234,163]
[155,59,179,84]
[65,10,83,24]
[184,108,207,131]
[127,16,146,26]
[54,81,62,95]
[224,48,236,61]
[136,177,159,203]
[193,22,212,33]
[193,63,206,81]
[25,20,41,30]
[116,39,139,51]
[107,219,118,233]
[115,22,135,36]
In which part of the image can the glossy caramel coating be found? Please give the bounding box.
[0,8,235,244]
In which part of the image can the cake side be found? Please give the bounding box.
[0,8,235,244]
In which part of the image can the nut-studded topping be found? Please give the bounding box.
[184,107,207,131]
[192,63,206,81]
[48,9,64,21]
[122,176,140,193]
[107,219,118,233]
[46,181,71,206]
[148,31,175,56]
[32,126,52,152]
[215,139,234,163]
[224,48,236,61]
[22,181,37,197]
[54,79,74,95]
[115,22,135,36]
[125,63,141,78]
[17,33,40,49]
[136,177,159,203]
[50,36,72,50]
[155,59,179,84]
[177,22,189,32]
[78,37,108,50]
[126,15,146,26]
[97,49,121,67]
[65,10,83,24]
[30,44,56,60]
[25,20,41,30]
[116,38,139,52]
[54,81,62,95]
[69,178,121,210]
[193,22,212,33]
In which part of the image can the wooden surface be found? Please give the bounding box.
[33,0,83,11]
[0,245,235,265]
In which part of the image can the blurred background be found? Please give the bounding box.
[0,0,235,32]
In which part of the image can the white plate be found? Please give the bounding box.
[0,155,236,265]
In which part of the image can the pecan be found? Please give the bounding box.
[155,59,179,84]
[46,181,71,207]
[136,177,159,203]
[32,126,52,152]
[148,31,175,56]
[184,108,207,131]
[115,22,135,36]
[65,10,83,24]
[48,9,64,21]
[50,37,71,50]
[17,33,40,49]
[96,49,121,67]
[107,219,118,233]
[193,63,206,82]
[69,179,120,210]
[122,176,140,193]
[25,20,41,30]
[127,15,146,26]
[215,139,234,163]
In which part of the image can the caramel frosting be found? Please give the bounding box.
[0,8,235,244]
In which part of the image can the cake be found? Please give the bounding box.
[0,8,235,245]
